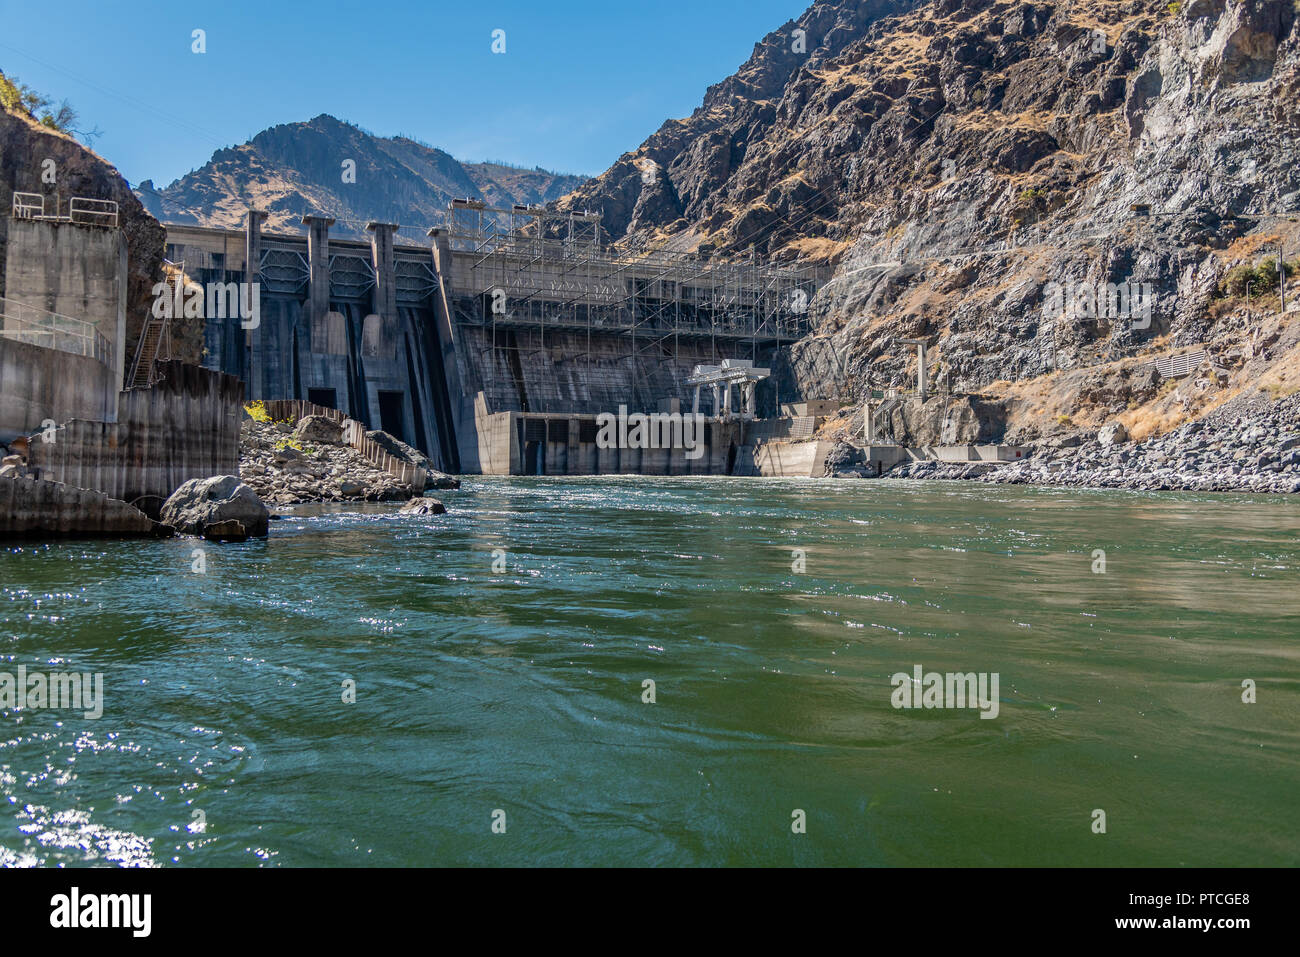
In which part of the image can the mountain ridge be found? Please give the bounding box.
[136,113,589,240]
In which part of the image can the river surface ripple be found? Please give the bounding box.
[2,477,1297,866]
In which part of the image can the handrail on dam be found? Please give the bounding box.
[0,296,110,363]
[11,193,43,219]
[11,192,119,228]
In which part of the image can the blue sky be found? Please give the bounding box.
[0,0,808,187]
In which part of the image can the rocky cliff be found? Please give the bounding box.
[0,96,174,374]
[139,114,588,240]
[558,0,1300,444]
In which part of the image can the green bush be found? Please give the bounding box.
[1218,258,1299,298]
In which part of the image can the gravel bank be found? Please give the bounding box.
[883,392,1300,494]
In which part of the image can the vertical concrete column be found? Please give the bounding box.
[110,236,127,412]
[429,226,469,472]
[244,208,267,288]
[302,215,335,321]
[429,228,453,296]
[567,416,580,475]
[367,222,399,320]
[243,209,268,385]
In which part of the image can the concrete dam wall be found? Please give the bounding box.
[163,203,821,476]
[453,325,770,416]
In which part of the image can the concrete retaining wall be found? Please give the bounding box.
[25,361,242,514]
[474,410,751,476]
[744,440,834,477]
[0,335,117,443]
[0,474,158,538]
[908,445,1028,463]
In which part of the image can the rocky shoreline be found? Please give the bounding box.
[239,413,459,507]
[876,392,1300,494]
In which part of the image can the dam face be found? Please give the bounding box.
[163,203,823,475]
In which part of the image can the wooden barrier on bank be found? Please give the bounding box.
[260,399,433,489]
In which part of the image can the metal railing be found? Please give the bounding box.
[10,192,119,228]
[0,296,111,363]
[69,197,119,228]
[12,192,43,219]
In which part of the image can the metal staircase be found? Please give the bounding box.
[128,263,180,389]
[128,314,172,389]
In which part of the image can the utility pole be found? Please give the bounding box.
[1281,242,1287,313]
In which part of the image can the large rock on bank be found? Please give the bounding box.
[1097,422,1130,446]
[365,430,460,489]
[294,415,345,445]
[160,475,270,538]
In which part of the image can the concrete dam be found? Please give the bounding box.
[162,201,825,475]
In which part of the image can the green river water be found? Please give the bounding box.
[1,477,1297,866]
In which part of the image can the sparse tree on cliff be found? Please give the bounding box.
[0,70,100,146]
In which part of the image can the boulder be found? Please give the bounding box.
[203,520,248,543]
[160,475,270,538]
[365,430,461,489]
[1129,364,1162,394]
[399,497,446,516]
[339,480,366,497]
[1098,421,1130,446]
[379,483,417,502]
[272,446,303,466]
[822,440,864,476]
[294,415,344,445]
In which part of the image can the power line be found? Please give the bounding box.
[0,41,230,149]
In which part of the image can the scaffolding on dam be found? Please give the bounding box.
[443,199,824,366]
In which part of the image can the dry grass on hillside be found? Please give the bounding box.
[991,312,1299,442]
[782,236,852,264]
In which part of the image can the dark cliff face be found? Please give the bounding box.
[556,0,1300,409]
[140,114,589,240]
[0,101,172,377]
[556,0,920,246]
